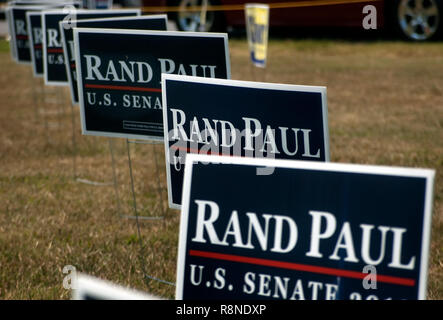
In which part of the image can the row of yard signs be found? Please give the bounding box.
[245,3,269,68]
[5,1,436,300]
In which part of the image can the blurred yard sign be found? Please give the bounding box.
[73,273,161,300]
[8,0,81,5]
[74,29,230,140]
[24,3,86,77]
[162,75,329,208]
[176,154,435,300]
[61,15,167,105]
[245,3,269,68]
[42,9,141,86]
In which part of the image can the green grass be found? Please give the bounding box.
[0,38,442,299]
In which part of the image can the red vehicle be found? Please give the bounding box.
[140,0,442,41]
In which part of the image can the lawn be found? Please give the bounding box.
[0,37,442,299]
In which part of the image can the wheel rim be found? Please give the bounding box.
[398,0,440,40]
[177,0,215,32]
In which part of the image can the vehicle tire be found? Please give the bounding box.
[393,0,442,41]
[171,0,225,32]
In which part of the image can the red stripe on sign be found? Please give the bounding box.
[188,250,416,287]
[34,44,42,49]
[84,84,162,93]
[47,48,63,53]
[16,35,28,40]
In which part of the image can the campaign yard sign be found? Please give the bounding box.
[162,75,329,208]
[60,15,168,105]
[73,274,160,300]
[176,154,435,300]
[74,29,230,141]
[42,9,141,85]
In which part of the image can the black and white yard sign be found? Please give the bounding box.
[176,154,435,300]
[162,75,329,208]
[42,9,141,85]
[60,15,168,104]
[74,29,230,140]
